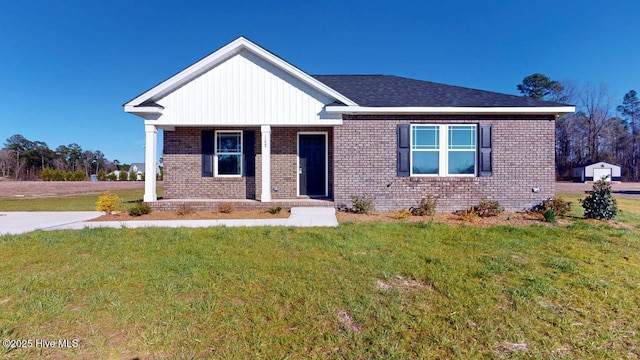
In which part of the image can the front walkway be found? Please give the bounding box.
[0,208,338,235]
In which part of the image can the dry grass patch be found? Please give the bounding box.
[376,275,431,292]
[335,309,363,332]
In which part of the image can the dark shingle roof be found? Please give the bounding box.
[312,75,568,108]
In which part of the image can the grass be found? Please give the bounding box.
[1,221,639,358]
[558,192,640,228]
[0,187,163,211]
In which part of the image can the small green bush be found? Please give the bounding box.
[71,169,86,181]
[268,206,282,214]
[40,168,55,181]
[52,169,65,181]
[410,196,438,216]
[106,173,117,181]
[118,171,128,181]
[543,209,556,223]
[128,202,152,217]
[580,178,618,220]
[97,169,107,181]
[351,194,376,214]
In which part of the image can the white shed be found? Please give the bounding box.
[572,161,621,182]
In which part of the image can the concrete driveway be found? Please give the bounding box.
[0,212,102,235]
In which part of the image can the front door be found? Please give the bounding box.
[299,134,326,197]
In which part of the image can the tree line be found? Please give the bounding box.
[0,134,131,180]
[518,73,640,181]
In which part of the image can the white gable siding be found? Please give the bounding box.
[154,50,341,126]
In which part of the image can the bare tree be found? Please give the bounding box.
[576,83,614,162]
[0,148,14,178]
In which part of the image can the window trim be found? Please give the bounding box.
[214,130,243,177]
[410,124,477,177]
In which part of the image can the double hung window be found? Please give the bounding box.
[215,131,242,176]
[411,124,476,176]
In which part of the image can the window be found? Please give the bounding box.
[215,131,242,176]
[411,124,476,176]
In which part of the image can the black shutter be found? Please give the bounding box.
[397,124,410,177]
[243,130,255,176]
[202,130,214,177]
[479,124,492,176]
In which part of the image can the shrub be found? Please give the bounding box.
[543,209,556,223]
[52,169,65,181]
[530,197,572,217]
[118,171,128,181]
[351,194,376,214]
[97,169,107,181]
[71,169,86,181]
[580,178,618,220]
[106,173,117,181]
[472,198,504,217]
[390,208,412,219]
[128,202,152,217]
[40,168,55,181]
[268,206,282,215]
[219,202,234,214]
[176,204,196,216]
[96,192,122,214]
[459,207,479,222]
[410,196,438,216]
[129,171,138,181]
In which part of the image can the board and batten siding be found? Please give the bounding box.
[154,50,341,126]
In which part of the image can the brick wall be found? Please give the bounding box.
[333,115,556,212]
[163,126,333,200]
[163,127,258,199]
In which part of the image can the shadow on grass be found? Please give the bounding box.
[613,190,640,195]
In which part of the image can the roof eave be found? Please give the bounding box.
[124,105,163,119]
[325,105,576,115]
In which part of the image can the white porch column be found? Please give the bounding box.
[261,125,271,202]
[144,124,158,202]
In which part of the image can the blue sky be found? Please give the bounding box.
[1,0,638,164]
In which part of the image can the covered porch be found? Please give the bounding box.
[142,124,335,204]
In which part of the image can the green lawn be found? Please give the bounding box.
[558,192,640,228]
[1,220,639,358]
[0,187,162,211]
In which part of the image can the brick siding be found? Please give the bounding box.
[163,115,555,213]
[333,115,556,212]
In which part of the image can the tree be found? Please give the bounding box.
[4,134,33,179]
[67,143,83,172]
[617,90,640,180]
[0,148,13,178]
[517,73,565,101]
[575,83,614,163]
